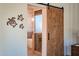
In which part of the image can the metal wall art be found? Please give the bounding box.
[7,17,17,28]
[17,14,24,21]
[19,24,24,29]
[7,14,24,29]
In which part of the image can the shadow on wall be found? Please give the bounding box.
[72,31,79,43]
[64,31,79,56]
[64,38,72,56]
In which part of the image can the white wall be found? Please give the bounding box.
[64,3,79,56]
[50,3,79,56]
[0,4,27,56]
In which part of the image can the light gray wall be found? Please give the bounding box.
[0,4,27,56]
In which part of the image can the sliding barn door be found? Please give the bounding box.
[47,7,64,56]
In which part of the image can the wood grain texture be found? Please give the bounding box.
[71,44,79,56]
[47,7,64,56]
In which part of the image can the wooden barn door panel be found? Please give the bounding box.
[47,7,64,56]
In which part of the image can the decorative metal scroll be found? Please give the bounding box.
[7,17,17,28]
[7,14,24,29]
[19,24,24,29]
[17,14,24,21]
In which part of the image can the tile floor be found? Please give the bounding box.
[28,48,41,56]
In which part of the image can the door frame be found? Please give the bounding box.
[27,4,47,56]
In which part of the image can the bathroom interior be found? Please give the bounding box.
[27,4,42,56]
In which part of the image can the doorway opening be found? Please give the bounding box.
[27,4,43,56]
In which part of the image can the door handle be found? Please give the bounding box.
[48,33,50,40]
